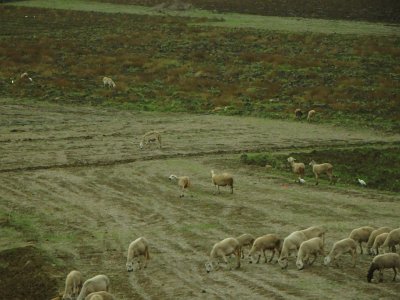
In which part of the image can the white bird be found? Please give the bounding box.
[357,178,366,187]
[299,178,306,184]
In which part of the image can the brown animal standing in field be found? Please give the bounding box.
[236,233,255,258]
[126,237,150,271]
[62,270,83,300]
[169,174,191,198]
[295,108,303,119]
[367,253,400,283]
[309,160,336,185]
[349,226,375,254]
[211,170,233,194]
[205,237,241,272]
[76,275,110,300]
[287,157,305,183]
[102,77,116,88]
[139,131,162,149]
[307,109,316,121]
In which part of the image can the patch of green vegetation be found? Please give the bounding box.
[241,147,400,192]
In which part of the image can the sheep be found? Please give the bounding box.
[85,291,116,300]
[307,109,316,122]
[248,234,282,264]
[62,270,83,300]
[295,108,303,119]
[296,237,325,270]
[309,160,336,185]
[169,174,191,198]
[287,157,305,183]
[349,226,375,254]
[278,231,308,269]
[372,233,390,256]
[205,237,241,272]
[126,237,150,272]
[139,131,162,149]
[102,76,116,88]
[324,238,358,267]
[211,170,233,194]
[367,253,400,283]
[301,225,326,242]
[236,233,255,259]
[366,227,392,255]
[382,228,400,253]
[76,275,110,300]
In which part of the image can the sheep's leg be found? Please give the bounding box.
[256,253,261,264]
[351,250,357,267]
[230,184,233,194]
[309,254,317,266]
[315,174,319,185]
[235,249,241,269]
[392,267,397,281]
[359,242,363,254]
[379,270,384,282]
[268,250,274,263]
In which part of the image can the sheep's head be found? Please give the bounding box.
[205,261,213,273]
[324,256,331,266]
[126,261,134,272]
[169,174,177,181]
[278,258,288,269]
[139,141,144,149]
[309,160,316,166]
[296,260,304,270]
[287,157,295,163]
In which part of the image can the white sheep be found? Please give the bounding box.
[382,228,400,253]
[287,157,305,183]
[301,225,326,242]
[349,226,375,254]
[309,160,336,185]
[278,231,308,269]
[85,291,116,300]
[76,275,110,300]
[169,174,191,198]
[205,237,241,272]
[296,237,325,270]
[366,227,392,255]
[307,109,316,122]
[372,233,390,256]
[102,76,116,88]
[211,170,233,194]
[295,108,303,119]
[62,270,83,300]
[236,233,255,258]
[139,131,162,149]
[126,237,150,272]
[248,234,282,264]
[367,253,400,283]
[324,238,358,267]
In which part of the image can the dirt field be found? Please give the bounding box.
[1,98,400,299]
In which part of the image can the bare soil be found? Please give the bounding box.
[0,98,399,299]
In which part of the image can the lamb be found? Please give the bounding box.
[349,226,375,254]
[126,237,150,272]
[287,157,305,183]
[139,131,162,149]
[307,109,316,122]
[278,231,308,269]
[309,160,336,185]
[169,174,191,198]
[211,170,233,194]
[62,270,83,300]
[248,234,282,264]
[324,238,358,267]
[85,291,116,300]
[296,237,325,270]
[381,228,400,253]
[295,108,303,119]
[236,233,255,258]
[372,233,390,256]
[102,76,116,88]
[367,253,400,283]
[76,275,110,300]
[205,237,241,272]
[366,227,392,255]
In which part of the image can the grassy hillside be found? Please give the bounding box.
[0,4,399,132]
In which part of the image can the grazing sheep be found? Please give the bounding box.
[102,76,116,88]
[324,238,358,267]
[62,270,83,300]
[248,234,282,264]
[367,253,400,283]
[382,228,400,253]
[278,231,308,269]
[85,291,116,300]
[367,227,392,255]
[296,237,325,270]
[309,160,336,185]
[287,157,305,183]
[236,233,255,259]
[307,109,316,122]
[301,225,326,242]
[295,108,303,119]
[126,237,150,272]
[169,174,191,198]
[76,275,110,300]
[372,233,390,256]
[205,237,241,272]
[139,131,162,149]
[349,226,375,254]
[211,170,233,194]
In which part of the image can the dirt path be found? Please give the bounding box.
[0,99,399,299]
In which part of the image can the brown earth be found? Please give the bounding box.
[0,98,400,299]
